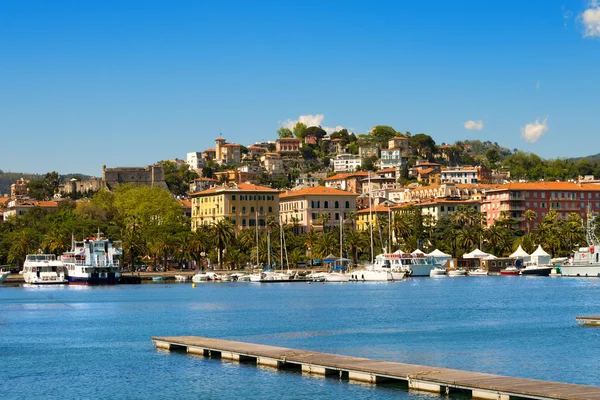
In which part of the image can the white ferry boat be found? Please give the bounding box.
[368,250,440,277]
[560,212,600,277]
[350,252,413,281]
[61,234,122,285]
[21,254,68,284]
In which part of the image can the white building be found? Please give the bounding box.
[333,154,362,173]
[441,166,479,184]
[186,152,205,172]
[380,148,403,169]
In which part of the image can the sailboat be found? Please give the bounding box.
[248,212,263,282]
[325,216,351,282]
[260,219,292,281]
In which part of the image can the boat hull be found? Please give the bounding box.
[325,273,351,282]
[409,264,437,277]
[350,270,404,281]
[521,267,552,276]
[68,274,118,285]
[559,264,600,277]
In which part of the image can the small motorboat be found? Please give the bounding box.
[429,267,447,277]
[520,263,553,276]
[468,268,488,276]
[500,266,521,276]
[174,275,189,282]
[325,272,351,282]
[447,269,467,277]
[0,270,10,285]
[152,276,167,282]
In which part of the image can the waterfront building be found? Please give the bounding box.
[10,178,29,198]
[482,181,600,230]
[190,183,280,231]
[189,177,218,193]
[332,154,362,173]
[408,198,481,224]
[356,204,392,232]
[279,186,357,233]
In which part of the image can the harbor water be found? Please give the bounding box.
[2,277,600,399]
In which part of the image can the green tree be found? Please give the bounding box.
[277,127,294,138]
[212,219,235,269]
[293,122,308,140]
[370,126,397,145]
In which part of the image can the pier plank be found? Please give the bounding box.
[151,336,600,400]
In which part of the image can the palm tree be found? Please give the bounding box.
[8,229,40,267]
[313,231,338,259]
[187,226,211,271]
[524,209,537,233]
[316,212,330,232]
[344,230,367,265]
[212,219,235,269]
[43,228,71,255]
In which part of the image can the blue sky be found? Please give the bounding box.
[1,0,599,176]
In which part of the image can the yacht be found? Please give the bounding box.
[429,267,447,277]
[21,254,68,284]
[350,253,408,281]
[559,210,600,277]
[61,233,122,285]
[500,266,521,276]
[520,262,552,276]
[447,268,467,277]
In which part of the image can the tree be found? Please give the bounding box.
[409,134,437,160]
[370,126,397,145]
[524,210,537,233]
[212,219,235,269]
[304,126,327,141]
[293,122,308,140]
[485,148,501,168]
[277,127,293,138]
[161,161,199,197]
[344,230,367,265]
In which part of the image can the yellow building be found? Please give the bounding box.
[356,205,392,232]
[190,183,280,231]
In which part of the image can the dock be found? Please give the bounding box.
[151,336,600,400]
[576,316,600,326]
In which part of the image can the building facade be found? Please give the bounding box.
[186,152,205,172]
[441,165,491,184]
[483,182,600,230]
[279,186,358,232]
[190,183,280,231]
[332,154,362,173]
[324,172,368,194]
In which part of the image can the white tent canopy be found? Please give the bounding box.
[530,245,552,265]
[463,248,492,259]
[510,245,531,260]
[393,249,405,255]
[428,249,451,258]
[411,249,426,256]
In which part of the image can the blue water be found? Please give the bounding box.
[1,277,600,399]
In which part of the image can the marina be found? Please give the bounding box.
[3,274,600,399]
[152,335,600,400]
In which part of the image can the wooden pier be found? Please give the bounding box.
[576,316,600,326]
[151,336,600,400]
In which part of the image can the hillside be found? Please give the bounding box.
[0,170,93,196]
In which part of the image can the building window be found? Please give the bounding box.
[345,201,350,208]
[335,201,339,209]
[324,201,329,209]
[251,206,255,213]
[268,206,273,213]
[242,219,246,226]
[232,195,236,200]
[232,206,236,213]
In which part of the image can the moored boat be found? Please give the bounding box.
[61,233,121,285]
[21,254,68,284]
[152,276,166,282]
[174,275,190,282]
[0,270,9,284]
[520,263,552,276]
[468,268,488,276]
[560,210,600,277]
[447,268,467,277]
[500,266,521,276]
[429,267,447,276]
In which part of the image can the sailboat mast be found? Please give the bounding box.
[255,211,259,266]
[279,218,284,271]
[368,171,374,263]
[340,213,343,260]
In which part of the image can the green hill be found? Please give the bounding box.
[0,170,93,196]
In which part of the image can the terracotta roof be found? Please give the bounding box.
[280,186,358,198]
[376,167,397,174]
[277,137,301,142]
[193,177,218,182]
[487,181,600,192]
[223,143,241,147]
[324,172,370,181]
[357,205,392,214]
[191,183,279,196]
[16,201,59,207]
[178,200,192,207]
[413,198,481,207]
[203,148,216,152]
[418,168,436,175]
[248,145,266,149]
[0,197,10,206]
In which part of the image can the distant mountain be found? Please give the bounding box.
[568,153,600,162]
[0,170,94,197]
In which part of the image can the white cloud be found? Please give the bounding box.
[464,120,484,131]
[281,114,346,134]
[582,1,600,37]
[521,118,549,143]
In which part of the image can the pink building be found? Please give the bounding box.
[275,138,301,153]
[483,182,600,230]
